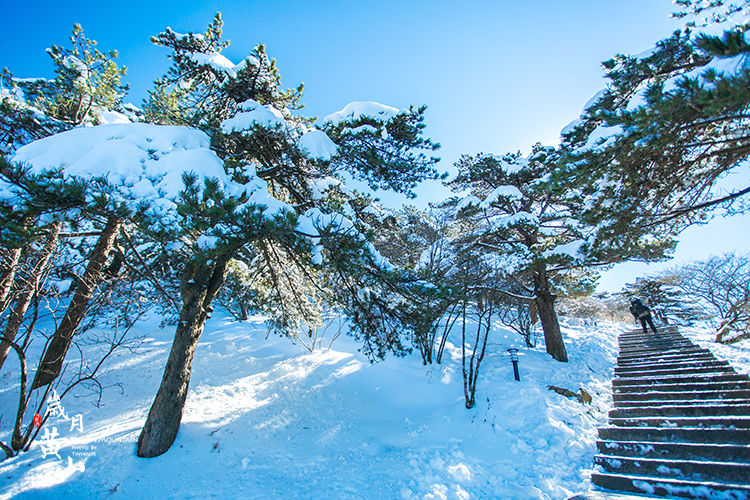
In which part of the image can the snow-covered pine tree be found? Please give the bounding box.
[133,14,442,457]
[1,24,128,154]
[40,24,129,126]
[0,70,69,155]
[555,6,750,244]
[0,158,89,372]
[444,148,598,362]
[673,0,749,27]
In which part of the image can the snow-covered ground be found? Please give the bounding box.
[0,313,746,499]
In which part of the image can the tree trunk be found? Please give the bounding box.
[0,221,61,371]
[137,256,230,458]
[0,216,30,314]
[534,269,568,362]
[31,215,121,390]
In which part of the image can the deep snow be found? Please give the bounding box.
[0,312,747,499]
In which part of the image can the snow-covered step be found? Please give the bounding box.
[612,373,750,387]
[612,381,741,395]
[616,347,708,361]
[594,454,750,483]
[568,492,664,500]
[618,339,694,349]
[618,336,690,346]
[613,381,750,394]
[609,404,750,419]
[613,398,750,409]
[598,426,750,445]
[620,327,681,336]
[614,360,728,374]
[617,347,709,364]
[596,440,750,463]
[613,366,735,379]
[619,334,696,342]
[612,389,750,402]
[616,353,715,366]
[590,472,750,499]
[608,416,750,429]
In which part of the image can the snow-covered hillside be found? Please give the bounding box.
[1,311,629,500]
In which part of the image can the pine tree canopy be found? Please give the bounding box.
[554,7,750,242]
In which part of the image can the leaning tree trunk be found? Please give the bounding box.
[534,268,568,362]
[31,215,121,390]
[0,221,61,371]
[137,255,230,458]
[0,216,31,314]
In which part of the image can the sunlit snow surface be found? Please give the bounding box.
[1,312,746,499]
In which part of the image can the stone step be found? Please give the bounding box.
[612,389,750,402]
[616,351,711,365]
[620,328,681,337]
[608,416,750,429]
[618,340,694,349]
[596,440,750,463]
[568,491,663,500]
[613,366,735,379]
[609,405,750,419]
[613,381,750,394]
[598,426,750,444]
[619,334,692,343]
[591,472,750,499]
[612,373,750,387]
[619,336,695,344]
[614,398,750,409]
[617,347,708,361]
[618,340,694,350]
[594,454,750,483]
[616,353,716,366]
[589,329,750,499]
[615,360,728,374]
[619,328,681,338]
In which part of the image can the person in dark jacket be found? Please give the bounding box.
[629,298,657,334]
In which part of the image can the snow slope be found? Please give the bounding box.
[5,312,728,499]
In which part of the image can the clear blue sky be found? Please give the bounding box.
[2,0,748,292]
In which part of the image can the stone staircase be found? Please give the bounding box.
[590,325,750,499]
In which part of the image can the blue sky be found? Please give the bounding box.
[2,0,748,291]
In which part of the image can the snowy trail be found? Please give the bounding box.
[0,313,700,499]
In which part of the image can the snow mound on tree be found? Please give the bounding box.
[298,129,338,160]
[10,123,287,228]
[323,101,400,125]
[221,99,288,133]
[187,52,239,78]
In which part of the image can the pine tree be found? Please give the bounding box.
[443,149,589,362]
[135,14,442,457]
[1,25,128,153]
[555,14,750,244]
[40,24,129,126]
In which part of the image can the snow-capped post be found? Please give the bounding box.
[507,348,520,381]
